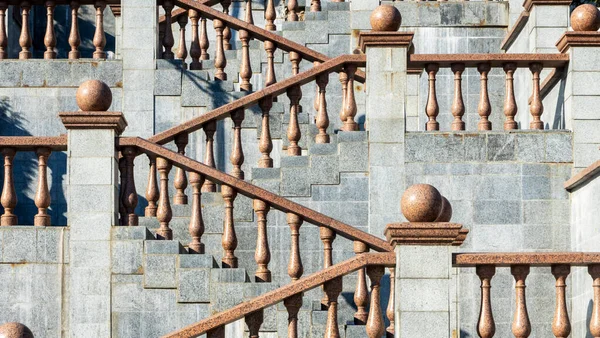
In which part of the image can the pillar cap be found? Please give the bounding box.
[384,222,469,246]
[0,322,34,338]
[556,31,600,52]
[358,31,414,53]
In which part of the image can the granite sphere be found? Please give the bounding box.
[571,4,600,32]
[401,184,443,222]
[370,5,402,32]
[76,80,112,111]
[435,196,453,222]
[0,323,34,338]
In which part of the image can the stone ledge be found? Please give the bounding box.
[556,31,600,53]
[384,222,468,246]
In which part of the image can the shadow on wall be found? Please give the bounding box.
[0,98,67,226]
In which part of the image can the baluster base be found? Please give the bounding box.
[145,205,157,217]
[173,194,188,205]
[156,226,173,240]
[504,121,518,130]
[287,145,301,156]
[341,121,358,132]
[255,270,271,283]
[1,214,17,226]
[315,134,330,144]
[34,214,50,226]
[189,243,205,254]
[68,51,80,60]
[222,257,238,268]
[190,61,202,71]
[93,51,106,60]
[19,51,31,60]
[451,121,465,131]
[478,121,492,131]
[202,181,216,193]
[44,51,56,59]
[128,214,139,226]
[529,121,544,130]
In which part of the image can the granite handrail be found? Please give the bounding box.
[408,53,570,132]
[0,135,68,151]
[453,252,600,338]
[162,252,396,338]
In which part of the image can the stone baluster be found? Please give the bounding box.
[287,85,302,156]
[551,264,571,338]
[265,41,277,88]
[162,0,174,59]
[287,212,303,281]
[230,109,245,179]
[123,147,139,226]
[176,14,188,67]
[315,73,330,143]
[156,157,173,240]
[324,277,343,338]
[254,199,271,282]
[207,326,225,338]
[320,226,336,305]
[200,17,209,60]
[68,1,81,59]
[202,121,217,192]
[19,2,32,60]
[366,265,385,338]
[34,148,51,226]
[0,2,7,59]
[118,157,127,225]
[288,0,298,21]
[339,70,348,125]
[1,148,17,225]
[529,62,544,130]
[450,63,465,131]
[245,310,264,338]
[589,265,600,337]
[188,172,205,254]
[258,97,274,168]
[386,267,395,337]
[311,0,321,12]
[145,154,159,217]
[222,0,232,50]
[511,265,531,338]
[341,65,358,131]
[221,184,238,268]
[284,293,303,338]
[265,0,276,30]
[477,63,492,130]
[44,1,57,59]
[93,1,106,59]
[313,62,320,115]
[476,265,496,338]
[159,24,165,56]
[239,0,254,91]
[189,10,201,70]
[503,63,518,130]
[213,19,227,81]
[173,133,189,205]
[353,241,369,324]
[425,63,439,131]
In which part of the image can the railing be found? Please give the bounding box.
[0,135,67,226]
[454,252,600,338]
[0,1,118,60]
[408,53,570,131]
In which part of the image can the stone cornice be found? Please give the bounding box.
[384,222,469,246]
[556,31,600,53]
[523,0,571,12]
[358,31,414,53]
[59,111,128,135]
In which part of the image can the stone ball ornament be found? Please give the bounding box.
[0,322,34,338]
[571,4,600,32]
[435,196,453,222]
[370,5,402,32]
[401,184,443,222]
[76,80,113,111]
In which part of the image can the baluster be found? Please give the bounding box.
[123,147,139,226]
[339,70,348,126]
[230,109,245,179]
[264,41,277,87]
[287,85,302,156]
[239,0,253,91]
[222,0,232,50]
[287,212,303,281]
[425,63,439,131]
[213,19,227,81]
[68,1,80,59]
[0,2,7,59]
[159,24,165,56]
[284,293,303,338]
[311,0,321,12]
[44,1,56,59]
[19,2,32,60]
[503,63,518,130]
[290,51,300,76]
[173,133,189,205]
[324,277,343,338]
[1,148,17,225]
[202,121,217,192]
[145,154,159,217]
[551,264,571,338]
[477,63,492,131]
[476,265,496,338]
[315,73,330,143]
[207,326,225,338]
[313,62,320,116]
[529,62,544,130]
[188,172,205,254]
[254,199,271,282]
[288,0,298,21]
[341,65,358,131]
[265,0,276,30]
[93,0,106,59]
[34,148,51,226]
[589,264,600,337]
[221,184,238,268]
[200,17,209,60]
[320,226,336,306]
[353,241,369,324]
[366,266,385,338]
[511,265,531,338]
[450,63,465,131]
[258,97,274,168]
[176,14,188,68]
[118,157,127,225]
[245,310,264,338]
[188,10,201,70]
[156,157,173,240]
[162,0,174,59]
[386,267,395,337]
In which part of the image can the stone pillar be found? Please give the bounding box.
[358,6,413,236]
[524,0,571,53]
[59,80,127,337]
[384,184,468,338]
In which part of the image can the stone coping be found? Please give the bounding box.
[358,31,414,53]
[453,252,600,267]
[408,53,569,68]
[385,222,469,246]
[0,135,67,151]
[59,111,128,135]
[501,11,530,51]
[564,159,600,191]
[556,31,600,53]
[523,0,572,11]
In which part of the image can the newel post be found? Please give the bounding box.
[384,184,468,338]
[59,80,126,336]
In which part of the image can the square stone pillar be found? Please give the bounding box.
[385,222,468,338]
[524,0,571,53]
[59,81,127,337]
[359,31,414,236]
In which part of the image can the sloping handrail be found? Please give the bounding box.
[118,136,393,252]
[162,252,395,338]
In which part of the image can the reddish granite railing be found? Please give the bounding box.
[408,53,570,131]
[454,252,600,338]
[0,135,67,226]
